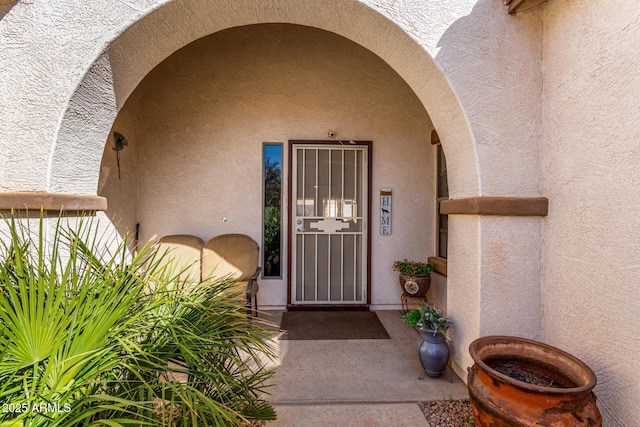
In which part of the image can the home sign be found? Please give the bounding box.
[380,188,392,235]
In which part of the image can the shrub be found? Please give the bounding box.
[0,214,276,426]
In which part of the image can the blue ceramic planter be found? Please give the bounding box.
[417,328,450,378]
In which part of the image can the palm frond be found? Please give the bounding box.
[0,213,276,426]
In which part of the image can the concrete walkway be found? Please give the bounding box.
[262,311,469,426]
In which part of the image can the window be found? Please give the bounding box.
[436,142,449,259]
[263,143,282,277]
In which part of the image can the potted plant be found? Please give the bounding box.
[393,259,433,298]
[468,336,601,426]
[401,304,451,378]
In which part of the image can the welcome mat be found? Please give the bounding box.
[278,311,390,340]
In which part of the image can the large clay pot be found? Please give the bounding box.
[398,272,431,297]
[417,329,449,378]
[468,336,601,427]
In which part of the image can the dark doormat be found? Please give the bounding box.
[278,311,390,340]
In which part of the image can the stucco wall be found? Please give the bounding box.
[101,24,435,309]
[427,273,447,313]
[1,0,547,201]
[97,91,141,241]
[542,1,640,425]
[446,215,480,377]
[479,216,542,340]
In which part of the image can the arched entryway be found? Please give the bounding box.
[1,0,546,380]
[73,1,479,377]
[46,0,479,199]
[98,22,437,311]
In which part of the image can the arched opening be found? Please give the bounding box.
[98,23,437,309]
[47,0,478,200]
[36,0,483,378]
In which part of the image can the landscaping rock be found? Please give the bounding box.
[419,400,476,427]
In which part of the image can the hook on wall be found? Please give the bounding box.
[112,132,128,180]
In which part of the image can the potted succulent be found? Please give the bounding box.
[393,259,433,298]
[401,304,451,378]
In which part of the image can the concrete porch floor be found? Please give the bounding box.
[261,310,469,426]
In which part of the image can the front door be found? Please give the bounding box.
[290,142,369,306]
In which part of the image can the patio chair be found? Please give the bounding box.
[156,234,204,286]
[202,234,261,319]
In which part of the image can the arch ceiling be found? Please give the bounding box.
[2,0,479,199]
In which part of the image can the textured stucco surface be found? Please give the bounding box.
[448,214,543,380]
[101,24,435,309]
[97,91,141,240]
[0,0,546,200]
[7,1,640,423]
[446,215,481,377]
[479,217,542,339]
[427,273,447,313]
[541,1,640,425]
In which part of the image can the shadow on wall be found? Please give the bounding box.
[435,0,543,196]
[0,1,19,20]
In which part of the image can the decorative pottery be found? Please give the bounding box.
[398,272,431,298]
[468,335,602,427]
[417,328,449,378]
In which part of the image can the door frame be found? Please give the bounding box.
[287,140,372,309]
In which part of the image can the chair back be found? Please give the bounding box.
[202,234,259,281]
[157,234,204,284]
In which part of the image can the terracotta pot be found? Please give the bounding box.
[398,272,431,297]
[468,336,601,427]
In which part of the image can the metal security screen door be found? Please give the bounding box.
[291,143,369,305]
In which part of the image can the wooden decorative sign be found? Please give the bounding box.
[380,188,392,235]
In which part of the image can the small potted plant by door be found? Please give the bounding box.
[393,259,433,298]
[401,304,451,378]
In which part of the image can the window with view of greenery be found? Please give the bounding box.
[263,144,282,277]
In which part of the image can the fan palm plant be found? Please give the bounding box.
[0,214,276,426]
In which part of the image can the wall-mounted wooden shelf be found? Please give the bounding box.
[0,192,107,213]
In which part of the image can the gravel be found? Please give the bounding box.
[419,400,477,427]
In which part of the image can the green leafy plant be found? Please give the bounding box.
[263,207,281,276]
[0,214,276,426]
[392,259,432,275]
[401,304,451,338]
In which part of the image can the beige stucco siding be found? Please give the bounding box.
[97,91,142,240]
[542,1,640,425]
[1,0,546,202]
